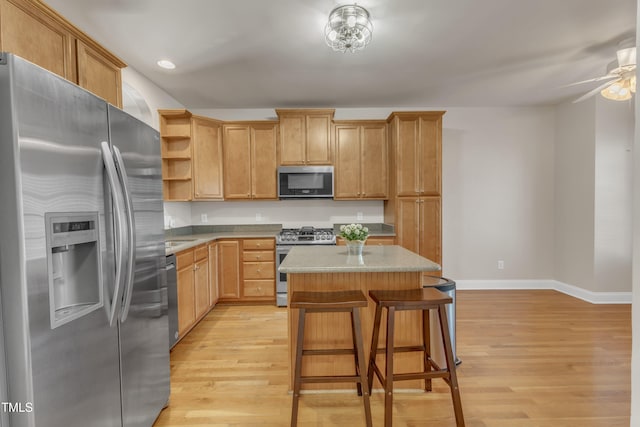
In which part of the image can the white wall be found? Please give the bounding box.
[594,98,634,292]
[190,200,383,228]
[121,66,184,131]
[441,108,556,280]
[630,4,639,423]
[554,99,597,291]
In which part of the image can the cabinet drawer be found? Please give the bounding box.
[194,244,208,261]
[176,249,194,269]
[243,262,275,279]
[243,250,274,262]
[243,239,275,250]
[243,280,275,297]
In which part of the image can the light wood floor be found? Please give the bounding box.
[153,290,631,427]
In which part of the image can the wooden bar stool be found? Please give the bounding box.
[367,288,465,427]
[290,290,372,427]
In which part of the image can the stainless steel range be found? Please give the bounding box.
[276,226,336,306]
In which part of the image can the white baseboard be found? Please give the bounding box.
[455,279,632,304]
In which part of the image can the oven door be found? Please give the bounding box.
[275,245,292,306]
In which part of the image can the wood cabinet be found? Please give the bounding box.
[159,109,193,201]
[208,242,219,307]
[222,122,278,200]
[0,0,125,106]
[395,197,441,266]
[388,112,443,197]
[385,111,445,273]
[218,240,241,300]
[193,115,224,200]
[337,236,395,246]
[176,249,195,337]
[76,39,122,107]
[242,239,275,301]
[217,238,275,303]
[334,121,388,199]
[276,109,334,165]
[176,245,210,339]
[194,245,210,320]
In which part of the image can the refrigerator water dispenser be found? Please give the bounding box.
[45,212,103,329]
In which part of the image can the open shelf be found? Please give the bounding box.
[159,109,194,201]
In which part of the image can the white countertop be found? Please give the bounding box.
[278,245,440,273]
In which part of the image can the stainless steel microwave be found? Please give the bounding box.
[278,166,334,199]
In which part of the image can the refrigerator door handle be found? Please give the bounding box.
[112,144,137,323]
[101,141,128,327]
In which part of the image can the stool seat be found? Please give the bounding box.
[369,288,452,307]
[291,290,368,309]
[290,290,372,427]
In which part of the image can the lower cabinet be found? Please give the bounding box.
[208,241,219,306]
[217,238,275,303]
[176,244,210,339]
[176,249,196,338]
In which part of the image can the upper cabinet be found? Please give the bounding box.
[0,0,126,107]
[192,115,224,200]
[159,109,193,201]
[388,112,443,197]
[222,122,278,200]
[334,120,388,200]
[276,109,334,165]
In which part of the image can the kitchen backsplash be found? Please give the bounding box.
[164,199,384,230]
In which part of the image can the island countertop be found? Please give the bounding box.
[278,245,441,273]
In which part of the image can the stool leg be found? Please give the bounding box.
[350,309,362,396]
[367,303,383,394]
[352,307,373,427]
[422,308,432,392]
[291,308,306,427]
[438,304,465,427]
[384,306,396,427]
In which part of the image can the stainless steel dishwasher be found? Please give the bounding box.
[165,254,179,349]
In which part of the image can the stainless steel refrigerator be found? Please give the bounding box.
[0,53,170,427]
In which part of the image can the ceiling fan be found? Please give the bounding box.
[572,38,636,103]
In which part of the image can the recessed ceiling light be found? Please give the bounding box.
[157,60,176,70]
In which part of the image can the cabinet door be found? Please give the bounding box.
[396,197,421,255]
[306,114,332,164]
[177,264,195,337]
[208,242,218,307]
[222,125,252,199]
[279,115,305,165]
[76,40,122,107]
[418,116,442,196]
[193,117,223,200]
[0,0,75,80]
[251,124,278,199]
[360,123,388,199]
[394,117,420,197]
[218,240,240,299]
[334,125,360,199]
[194,258,209,319]
[419,196,442,265]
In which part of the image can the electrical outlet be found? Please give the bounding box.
[256,213,262,221]
[497,260,504,270]
[356,212,364,221]
[201,213,208,223]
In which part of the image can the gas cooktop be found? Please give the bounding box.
[276,226,336,245]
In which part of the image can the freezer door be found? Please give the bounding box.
[108,105,170,427]
[0,54,122,426]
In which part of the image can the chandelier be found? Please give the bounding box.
[324,4,373,53]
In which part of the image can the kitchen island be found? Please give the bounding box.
[279,245,441,390]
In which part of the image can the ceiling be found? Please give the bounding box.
[46,0,637,108]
